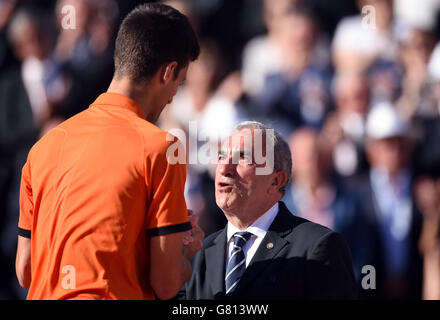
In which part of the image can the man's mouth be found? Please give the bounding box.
[217,181,234,190]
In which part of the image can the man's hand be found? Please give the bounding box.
[183,210,204,259]
[182,210,196,245]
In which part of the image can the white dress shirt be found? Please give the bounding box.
[226,202,279,269]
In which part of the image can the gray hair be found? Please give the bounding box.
[233,121,292,195]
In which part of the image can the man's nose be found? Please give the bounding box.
[217,159,236,177]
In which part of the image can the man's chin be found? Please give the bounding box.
[215,194,237,211]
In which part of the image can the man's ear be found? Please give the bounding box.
[269,171,288,194]
[161,61,178,84]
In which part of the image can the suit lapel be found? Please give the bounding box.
[204,228,227,297]
[233,202,295,294]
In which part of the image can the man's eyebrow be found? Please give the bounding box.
[229,149,251,159]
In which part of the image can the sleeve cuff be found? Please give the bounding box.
[18,227,31,238]
[146,221,192,237]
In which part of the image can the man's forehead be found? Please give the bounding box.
[221,130,255,149]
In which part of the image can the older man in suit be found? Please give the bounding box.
[179,121,357,300]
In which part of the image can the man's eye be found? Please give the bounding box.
[240,154,253,165]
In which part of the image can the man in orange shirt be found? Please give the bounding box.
[15,3,203,299]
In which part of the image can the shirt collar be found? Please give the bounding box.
[227,202,279,242]
[370,167,410,191]
[90,92,145,119]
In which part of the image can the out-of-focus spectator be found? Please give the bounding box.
[411,40,440,299]
[426,42,440,117]
[0,0,18,73]
[410,42,440,180]
[411,41,440,174]
[332,0,396,72]
[283,127,378,298]
[249,2,332,138]
[0,6,62,299]
[284,127,338,229]
[55,0,118,63]
[414,176,440,299]
[366,58,403,105]
[190,0,251,70]
[241,0,296,97]
[6,7,61,128]
[242,0,330,98]
[395,0,440,33]
[53,0,118,118]
[349,102,423,299]
[321,71,370,177]
[396,24,438,119]
[54,0,91,63]
[0,0,18,297]
[162,0,200,32]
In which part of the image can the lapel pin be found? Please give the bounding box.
[266,242,274,249]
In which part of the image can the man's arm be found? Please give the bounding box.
[150,232,191,300]
[16,235,31,288]
[17,157,33,289]
[149,221,204,300]
[306,231,358,299]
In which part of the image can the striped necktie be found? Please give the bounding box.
[225,231,252,294]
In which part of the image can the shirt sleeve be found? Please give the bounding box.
[144,138,191,237]
[18,159,33,238]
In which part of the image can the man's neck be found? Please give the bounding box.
[107,77,157,121]
[224,200,280,230]
[227,202,279,237]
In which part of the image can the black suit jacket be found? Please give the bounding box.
[179,202,357,300]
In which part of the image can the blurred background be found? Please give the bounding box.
[1,0,440,300]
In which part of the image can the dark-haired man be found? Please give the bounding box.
[15,3,202,300]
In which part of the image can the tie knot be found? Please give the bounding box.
[233,231,252,247]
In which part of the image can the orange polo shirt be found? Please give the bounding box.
[18,92,191,300]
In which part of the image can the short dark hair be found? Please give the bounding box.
[114,3,199,82]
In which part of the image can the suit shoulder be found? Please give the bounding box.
[277,203,335,245]
[297,220,352,258]
[287,216,340,251]
[294,219,333,237]
[294,217,335,239]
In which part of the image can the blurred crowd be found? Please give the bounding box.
[1,0,440,300]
